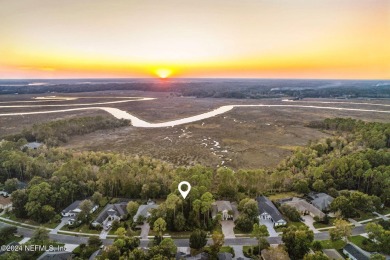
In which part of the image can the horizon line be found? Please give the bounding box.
[1,77,390,81]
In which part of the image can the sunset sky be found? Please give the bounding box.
[0,0,389,79]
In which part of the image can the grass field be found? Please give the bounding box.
[319,239,346,250]
[1,92,390,169]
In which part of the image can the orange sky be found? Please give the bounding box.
[0,0,389,79]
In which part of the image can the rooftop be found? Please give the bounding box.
[257,196,285,223]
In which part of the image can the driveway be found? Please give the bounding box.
[50,217,69,234]
[99,229,109,239]
[140,222,150,239]
[302,215,320,233]
[323,249,345,259]
[232,245,251,259]
[259,218,277,237]
[221,220,236,238]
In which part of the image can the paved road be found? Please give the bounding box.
[0,217,371,248]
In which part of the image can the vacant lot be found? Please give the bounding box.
[1,91,389,169]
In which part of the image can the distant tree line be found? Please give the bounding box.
[1,79,389,98]
[3,116,130,146]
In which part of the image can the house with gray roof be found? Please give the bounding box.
[61,200,98,217]
[212,201,234,220]
[257,196,287,226]
[92,202,128,229]
[133,200,158,222]
[281,197,325,219]
[342,243,371,260]
[309,192,334,211]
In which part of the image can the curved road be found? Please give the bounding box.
[1,97,389,128]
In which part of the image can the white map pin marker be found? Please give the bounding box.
[178,181,191,199]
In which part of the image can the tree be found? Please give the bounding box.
[235,214,254,232]
[200,192,214,227]
[252,223,269,253]
[174,212,186,231]
[312,179,326,192]
[189,229,207,250]
[303,251,329,260]
[312,241,323,251]
[280,204,301,222]
[365,223,390,254]
[294,179,310,194]
[126,201,139,220]
[159,238,177,258]
[370,254,386,260]
[242,199,259,221]
[0,226,17,244]
[282,226,314,259]
[91,191,103,205]
[115,227,127,238]
[210,231,224,257]
[10,189,28,218]
[78,199,93,222]
[330,196,355,218]
[165,193,181,218]
[260,246,289,260]
[4,178,19,193]
[153,218,167,241]
[88,236,102,248]
[32,227,50,244]
[329,218,351,242]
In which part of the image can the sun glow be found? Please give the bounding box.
[155,69,172,79]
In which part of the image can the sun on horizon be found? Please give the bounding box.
[155,69,172,79]
[0,0,389,79]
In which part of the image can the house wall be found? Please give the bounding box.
[260,213,271,220]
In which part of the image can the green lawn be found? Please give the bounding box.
[379,207,390,215]
[219,246,235,257]
[349,236,378,252]
[3,235,23,245]
[313,218,336,229]
[61,223,100,234]
[233,227,251,235]
[349,236,366,248]
[319,239,346,250]
[1,212,59,228]
[167,231,193,239]
[355,211,377,221]
[274,221,304,232]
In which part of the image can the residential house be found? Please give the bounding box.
[92,202,128,229]
[0,196,11,210]
[281,197,325,220]
[61,200,99,217]
[309,192,334,211]
[257,196,287,227]
[133,200,158,222]
[342,243,371,260]
[212,201,234,220]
